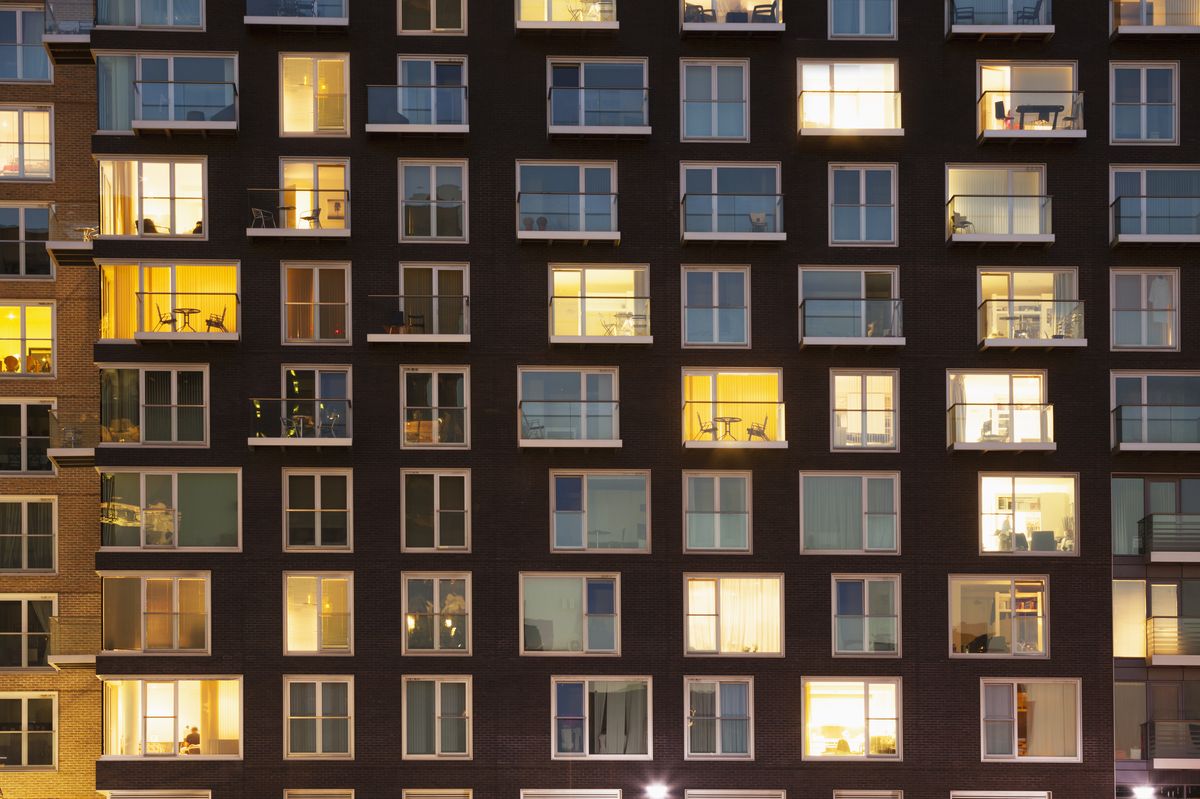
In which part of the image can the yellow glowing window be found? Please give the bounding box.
[102,574,208,652]
[281,55,348,135]
[0,302,52,375]
[99,159,205,237]
[100,263,238,339]
[948,372,1049,446]
[519,0,616,23]
[685,575,782,654]
[103,678,241,757]
[949,576,1047,657]
[403,573,470,654]
[979,474,1076,554]
[802,678,899,759]
[832,371,895,449]
[285,574,351,653]
[982,680,1079,760]
[1113,579,1146,658]
[798,62,899,131]
[683,370,783,443]
[551,266,648,338]
[280,160,348,230]
[0,108,52,179]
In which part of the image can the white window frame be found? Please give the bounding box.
[397,0,466,33]
[519,572,621,656]
[800,676,902,761]
[549,470,649,553]
[401,572,472,655]
[976,266,1082,346]
[945,369,1050,449]
[281,261,352,345]
[0,496,55,572]
[99,571,211,655]
[0,593,54,668]
[392,262,470,338]
[398,159,469,243]
[550,676,652,760]
[98,157,207,238]
[683,573,785,657]
[279,53,350,137]
[516,160,618,239]
[99,468,243,552]
[830,369,899,451]
[796,61,903,135]
[0,7,51,83]
[977,472,1079,557]
[799,266,901,342]
[979,678,1081,763]
[0,691,56,768]
[401,675,472,760]
[128,53,239,129]
[95,0,205,28]
[831,574,901,658]
[0,398,52,474]
[679,162,784,241]
[0,300,54,377]
[282,469,353,552]
[518,366,620,446]
[274,364,353,441]
[401,469,470,552]
[949,575,1049,659]
[828,0,896,38]
[0,106,52,180]
[283,675,354,760]
[833,793,903,799]
[518,0,620,28]
[99,676,243,760]
[1109,164,1200,241]
[282,572,354,656]
[548,57,649,134]
[799,471,901,555]
[98,364,210,447]
[400,365,470,449]
[274,158,350,232]
[0,204,52,277]
[951,794,1049,799]
[548,263,650,343]
[683,470,752,554]
[681,367,786,447]
[827,164,898,246]
[1110,370,1200,450]
[1110,267,1180,351]
[679,59,749,143]
[683,676,754,760]
[1110,61,1179,145]
[97,260,241,340]
[681,265,751,349]
[394,55,469,129]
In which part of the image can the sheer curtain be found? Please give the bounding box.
[439,682,467,753]
[289,682,317,753]
[590,681,647,755]
[0,501,21,568]
[983,684,1015,756]
[524,577,582,652]
[804,476,862,550]
[97,56,136,131]
[321,682,349,753]
[720,682,749,753]
[688,684,716,753]
[718,577,781,654]
[100,265,138,339]
[100,160,137,236]
[1112,477,1145,555]
[1024,683,1078,758]
[587,475,647,550]
[406,680,436,755]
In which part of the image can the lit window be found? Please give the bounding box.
[96,0,202,26]
[374,263,470,339]
[681,164,782,238]
[946,166,1050,240]
[102,678,241,758]
[252,367,351,442]
[978,268,1083,345]
[284,470,351,550]
[100,366,208,445]
[550,59,647,132]
[100,471,240,550]
[280,54,349,136]
[1112,579,1146,658]
[0,595,53,667]
[403,676,470,759]
[950,576,1047,657]
[99,158,206,237]
[399,0,465,32]
[521,573,618,654]
[0,301,52,375]
[519,0,617,24]
[551,472,648,551]
[284,263,349,342]
[798,62,901,134]
[684,472,750,552]
[519,368,619,445]
[1111,62,1177,144]
[400,161,466,241]
[801,473,898,553]
[683,369,784,445]
[0,206,50,276]
[0,692,55,767]
[285,677,352,759]
[978,62,1082,136]
[552,677,650,759]
[403,573,470,654]
[979,474,1077,554]
[253,159,350,233]
[831,370,897,450]
[99,262,239,340]
[402,367,468,447]
[102,574,208,654]
[981,679,1079,761]
[829,165,896,244]
[685,677,752,758]
[683,266,749,347]
[681,60,748,141]
[680,0,782,27]
[802,678,899,759]
[550,265,649,341]
[833,576,899,655]
[1111,269,1178,350]
[0,401,51,473]
[0,9,50,82]
[829,0,894,37]
[284,573,352,654]
[402,470,469,551]
[0,498,54,571]
[0,108,51,179]
[517,162,617,239]
[947,371,1052,449]
[685,575,782,655]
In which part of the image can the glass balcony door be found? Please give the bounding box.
[1112,65,1175,142]
[551,266,647,338]
[948,372,1049,445]
[551,62,646,129]
[683,166,780,234]
[280,160,347,231]
[1113,271,1176,349]
[398,59,465,126]
[684,370,782,443]
[284,368,349,439]
[519,164,614,234]
[980,270,1080,341]
[682,62,746,139]
[401,265,466,335]
[799,62,900,130]
[1114,169,1200,236]
[684,268,747,346]
[136,56,236,124]
[979,63,1079,133]
[520,369,616,441]
[801,269,897,338]
[0,8,50,81]
[948,167,1046,236]
[1115,374,1200,445]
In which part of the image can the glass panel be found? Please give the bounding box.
[523,576,583,652]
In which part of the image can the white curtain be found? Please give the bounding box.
[804,476,862,550]
[590,681,647,755]
[718,578,781,654]
[406,681,435,755]
[1023,683,1077,758]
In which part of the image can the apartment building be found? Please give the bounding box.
[1,0,1197,798]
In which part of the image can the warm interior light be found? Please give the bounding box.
[645,784,668,799]
[1133,787,1155,799]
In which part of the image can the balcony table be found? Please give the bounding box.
[712,416,742,440]
[172,307,201,332]
[1013,104,1063,129]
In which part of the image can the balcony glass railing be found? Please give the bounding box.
[135,292,238,337]
[550,295,650,338]
[683,400,785,444]
[682,194,783,235]
[518,193,617,235]
[44,0,95,35]
[1112,196,1200,237]
[368,295,469,337]
[1145,721,1200,759]
[949,0,1052,25]
[1147,617,1200,657]
[1113,307,1178,349]
[1114,405,1200,446]
[519,0,616,23]
[979,91,1082,133]
[133,81,237,124]
[549,87,648,129]
[800,299,903,340]
[49,410,100,449]
[1113,101,1176,141]
[833,408,895,449]
[0,44,51,81]
[366,85,468,127]
[682,0,783,24]
[247,189,349,232]
[798,91,902,132]
[251,398,351,440]
[1114,0,1200,27]
[245,0,348,17]
[1140,513,1200,555]
[48,616,100,659]
[519,400,619,442]
[404,404,467,446]
[979,300,1084,342]
[947,403,1054,446]
[947,195,1052,237]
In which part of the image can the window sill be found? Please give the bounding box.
[980,129,1084,141]
[244,14,348,25]
[948,23,1053,38]
[366,123,468,134]
[1116,442,1200,452]
[549,335,652,345]
[682,231,785,242]
[800,336,905,347]
[685,440,787,449]
[949,233,1054,245]
[548,124,651,136]
[132,120,237,134]
[518,230,620,244]
[1114,24,1200,34]
[246,227,350,238]
[799,127,904,137]
[980,336,1086,349]
[367,333,470,343]
[248,436,352,447]
[520,439,623,448]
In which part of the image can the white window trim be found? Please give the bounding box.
[0,203,53,278]
[948,574,1049,659]
[0,593,55,669]
[1109,61,1179,146]
[0,398,53,476]
[979,678,1081,763]
[549,469,648,553]
[681,265,751,349]
[974,60,1081,139]
[94,0,206,29]
[799,265,902,345]
[398,159,469,243]
[683,573,785,657]
[1108,164,1200,243]
[679,59,750,143]
[950,794,1048,799]
[832,793,902,799]
[796,61,903,136]
[1110,369,1200,451]
[831,574,901,658]
[827,165,898,247]
[681,366,787,448]
[283,675,354,760]
[378,262,471,341]
[96,259,241,340]
[0,691,56,768]
[944,369,1050,450]
[401,469,471,552]
[96,156,208,239]
[547,263,651,344]
[829,369,899,452]
[399,365,470,449]
[683,675,755,760]
[682,470,752,554]
[0,300,55,378]
[98,675,243,761]
[522,792,617,799]
[518,0,620,29]
[800,676,902,761]
[516,160,619,241]
[799,471,901,555]
[975,266,1083,347]
[550,676,652,760]
[397,0,467,33]
[287,792,355,799]
[401,571,472,656]
[281,261,352,345]
[977,472,1079,557]
[0,496,56,573]
[282,572,354,656]
[827,0,896,38]
[0,8,52,84]
[117,53,239,132]
[547,57,649,135]
[98,570,212,655]
[0,106,53,181]
[679,162,785,241]
[519,572,621,656]
[944,163,1050,244]
[282,468,353,552]
[401,675,472,760]
[518,366,621,447]
[278,53,350,137]
[393,55,469,131]
[98,363,210,447]
[1109,267,1180,352]
[99,467,243,552]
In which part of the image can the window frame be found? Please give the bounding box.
[550,675,652,760]
[681,366,786,447]
[99,468,243,552]
[679,58,750,143]
[97,259,242,340]
[282,469,353,552]
[518,367,621,446]
[1110,61,1179,146]
[392,262,470,339]
[683,573,785,658]
[547,263,650,343]
[99,676,243,760]
[98,363,210,447]
[549,469,649,553]
[977,472,1079,557]
[830,369,899,452]
[979,678,1081,763]
[547,57,649,134]
[0,593,55,669]
[1110,369,1200,449]
[679,162,784,241]
[283,675,354,760]
[683,675,754,760]
[401,675,472,760]
[949,575,1049,659]
[1110,267,1180,351]
[828,0,896,38]
[516,160,618,239]
[0,300,54,378]
[0,691,56,769]
[0,496,55,573]
[120,53,239,130]
[397,0,467,34]
[94,0,205,28]
[99,571,211,655]
[827,164,898,246]
[401,571,472,656]
[275,363,353,440]
[800,676,902,761]
[0,398,53,475]
[831,574,901,658]
[278,53,350,137]
[97,156,208,238]
[799,265,901,343]
[1108,164,1200,242]
[401,469,471,553]
[681,265,751,349]
[945,369,1051,449]
[0,7,51,84]
[799,471,901,555]
[282,572,354,656]
[398,159,469,243]
[519,572,621,656]
[0,203,52,277]
[281,261,352,345]
[682,470,752,554]
[0,106,52,181]
[796,60,903,135]
[400,365,470,449]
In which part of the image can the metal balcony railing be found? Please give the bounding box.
[1145,720,1200,759]
[245,0,347,18]
[368,295,469,337]
[251,398,351,440]
[133,81,238,124]
[517,192,618,235]
[549,87,648,128]
[682,0,783,24]
[947,403,1055,446]
[1113,405,1200,446]
[979,90,1083,132]
[948,194,1053,237]
[682,194,783,235]
[979,299,1084,342]
[833,408,896,449]
[49,410,100,449]
[949,0,1052,25]
[1112,196,1200,238]
[135,292,238,336]
[44,0,95,35]
[1114,0,1200,27]
[1148,617,1200,658]
[0,44,51,81]
[367,85,468,127]
[800,299,903,340]
[684,400,785,443]
[48,616,100,660]
[798,91,902,131]
[247,188,349,231]
[520,0,617,23]
[519,400,620,442]
[549,295,650,338]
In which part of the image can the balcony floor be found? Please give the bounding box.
[549,335,652,345]
[367,333,470,343]
[248,437,352,447]
[132,120,237,134]
[950,441,1056,452]
[246,228,350,238]
[686,440,788,449]
[518,231,620,244]
[980,129,1085,141]
[548,125,652,136]
[948,23,1054,39]
[1149,551,1200,563]
[980,337,1087,349]
[1118,442,1200,452]
[134,332,239,343]
[950,233,1054,245]
[365,123,469,134]
[1114,233,1200,245]
[520,439,623,448]
[801,336,905,347]
[243,14,348,25]
[1150,654,1200,666]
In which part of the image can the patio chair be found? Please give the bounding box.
[321,411,342,438]
[746,416,769,441]
[250,207,276,228]
[301,207,322,229]
[280,416,303,437]
[407,313,426,334]
[1014,0,1044,24]
[205,307,229,333]
[749,211,768,232]
[153,303,174,331]
[952,1,974,22]
[951,212,975,234]
[683,2,715,21]
[695,412,717,439]
[385,309,406,334]
[751,0,779,22]
[522,411,546,439]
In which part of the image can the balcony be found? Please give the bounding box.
[681,0,784,32]
[517,193,619,243]
[1147,617,1200,665]
[549,295,651,344]
[799,299,904,347]
[1111,196,1200,244]
[979,300,1084,348]
[681,194,784,241]
[548,87,650,136]
[47,616,99,669]
[123,292,239,342]
[1145,720,1200,768]
[1141,514,1200,562]
[366,295,470,343]
[947,403,1055,451]
[978,91,1083,139]
[132,81,238,134]
[244,0,348,25]
[47,410,99,467]
[44,202,96,269]
[366,85,469,134]
[246,189,350,238]
[42,0,94,64]
[1113,405,1200,452]
[684,401,787,449]
[519,400,621,447]
[797,92,903,136]
[1112,0,1200,33]
[947,195,1054,244]
[249,398,351,447]
[517,0,618,30]
[947,0,1053,37]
